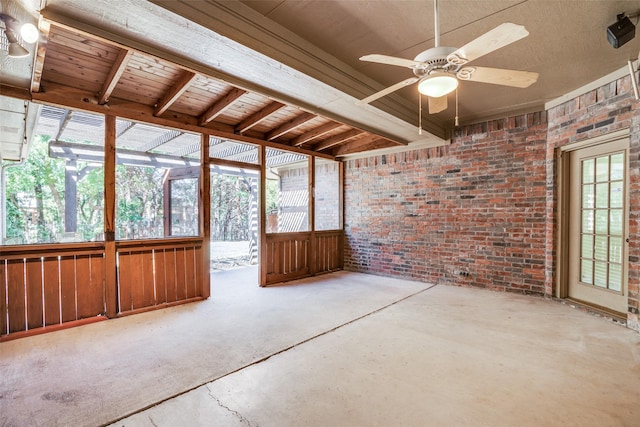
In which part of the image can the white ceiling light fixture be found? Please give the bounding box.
[20,22,39,44]
[0,12,38,58]
[418,72,459,98]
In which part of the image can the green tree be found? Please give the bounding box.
[4,135,65,243]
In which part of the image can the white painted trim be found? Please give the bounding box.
[559,128,630,153]
[338,135,448,160]
[545,59,640,110]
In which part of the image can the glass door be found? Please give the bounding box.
[568,138,629,313]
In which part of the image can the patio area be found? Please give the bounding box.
[210,240,255,272]
[1,267,638,426]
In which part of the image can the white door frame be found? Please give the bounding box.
[556,128,630,316]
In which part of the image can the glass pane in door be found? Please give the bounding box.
[579,151,625,293]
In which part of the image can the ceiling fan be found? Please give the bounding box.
[356,0,539,115]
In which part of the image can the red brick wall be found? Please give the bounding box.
[277,162,341,231]
[344,71,640,331]
[345,113,548,293]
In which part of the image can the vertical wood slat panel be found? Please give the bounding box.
[60,256,77,323]
[324,237,329,271]
[43,257,60,326]
[271,241,278,275]
[194,246,203,297]
[118,252,133,313]
[155,249,167,304]
[26,258,44,330]
[265,241,271,275]
[185,247,196,299]
[75,255,91,319]
[116,243,201,312]
[175,248,187,301]
[283,240,288,274]
[164,248,177,303]
[304,239,309,271]
[332,235,337,269]
[0,260,6,335]
[91,255,105,316]
[129,251,145,310]
[141,251,155,308]
[1,244,110,336]
[76,255,104,319]
[7,259,26,333]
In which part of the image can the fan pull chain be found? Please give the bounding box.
[434,0,440,48]
[454,88,459,126]
[419,95,423,135]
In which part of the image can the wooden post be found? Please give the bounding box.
[199,133,211,298]
[339,161,344,229]
[104,115,117,317]
[259,145,267,286]
[308,155,316,275]
[339,160,345,267]
[163,174,171,237]
[64,159,78,233]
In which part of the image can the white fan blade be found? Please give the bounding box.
[428,95,448,114]
[457,66,538,88]
[356,77,419,105]
[446,23,529,66]
[360,54,424,69]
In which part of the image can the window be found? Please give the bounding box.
[265,148,309,233]
[314,158,341,230]
[115,121,200,240]
[2,108,105,244]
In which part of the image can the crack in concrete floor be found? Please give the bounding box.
[106,283,438,426]
[206,384,255,427]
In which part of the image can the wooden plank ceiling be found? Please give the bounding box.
[31,21,403,160]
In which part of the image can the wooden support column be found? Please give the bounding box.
[259,145,267,287]
[199,133,211,298]
[64,159,78,233]
[309,155,316,276]
[339,161,345,264]
[339,161,344,230]
[162,172,171,237]
[104,115,117,317]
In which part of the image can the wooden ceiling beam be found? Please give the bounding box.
[154,70,198,116]
[32,82,335,160]
[266,112,315,141]
[31,20,51,93]
[198,87,246,126]
[332,136,393,156]
[235,101,285,134]
[291,122,342,147]
[55,109,72,141]
[313,129,365,151]
[98,48,134,105]
[0,84,31,101]
[49,140,198,168]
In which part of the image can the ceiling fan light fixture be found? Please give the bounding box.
[418,72,458,98]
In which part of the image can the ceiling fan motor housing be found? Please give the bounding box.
[412,46,460,77]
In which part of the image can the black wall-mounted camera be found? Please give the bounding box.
[607,14,635,49]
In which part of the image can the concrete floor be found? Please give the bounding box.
[1,268,639,426]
